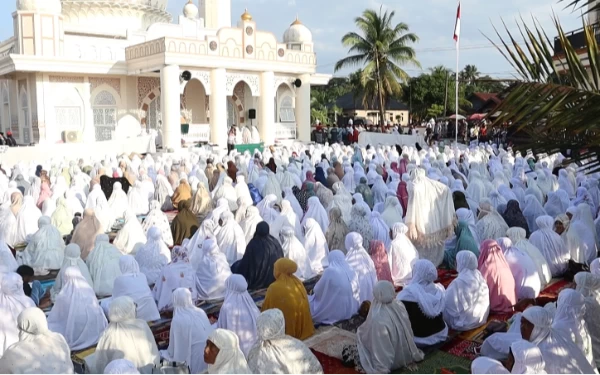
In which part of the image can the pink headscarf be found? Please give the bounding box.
[399,158,408,176]
[36,182,52,209]
[396,181,408,218]
[369,240,393,283]
[477,239,516,313]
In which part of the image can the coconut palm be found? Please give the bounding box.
[335,8,420,126]
[460,65,480,84]
[486,16,600,171]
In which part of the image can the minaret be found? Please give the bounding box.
[199,0,231,29]
[14,0,64,56]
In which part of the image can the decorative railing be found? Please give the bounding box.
[276,122,296,140]
[182,123,210,144]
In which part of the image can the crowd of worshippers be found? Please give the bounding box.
[0,142,600,374]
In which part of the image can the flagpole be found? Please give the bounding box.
[455,38,459,145]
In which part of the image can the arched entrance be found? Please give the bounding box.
[183,79,207,123]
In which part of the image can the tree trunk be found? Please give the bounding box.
[375,56,385,127]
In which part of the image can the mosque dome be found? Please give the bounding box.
[283,17,312,44]
[17,0,61,13]
[240,9,252,22]
[183,0,198,19]
[60,0,172,36]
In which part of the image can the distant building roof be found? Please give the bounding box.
[334,92,409,111]
[471,92,500,104]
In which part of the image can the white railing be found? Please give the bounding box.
[183,123,210,144]
[276,122,296,140]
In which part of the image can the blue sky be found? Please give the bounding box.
[0,0,584,79]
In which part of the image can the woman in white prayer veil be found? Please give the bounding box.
[381,196,404,228]
[522,194,547,233]
[444,251,490,331]
[194,238,232,300]
[86,183,106,210]
[506,227,552,288]
[114,211,148,256]
[544,191,566,219]
[154,174,174,211]
[109,255,160,322]
[270,199,303,242]
[18,216,64,270]
[370,211,391,249]
[282,186,304,219]
[141,200,173,247]
[215,211,246,265]
[94,296,160,374]
[279,226,314,280]
[47,267,108,350]
[371,175,388,206]
[108,181,128,220]
[161,288,214,374]
[212,176,238,212]
[558,169,575,198]
[14,195,42,245]
[345,232,377,303]
[0,307,74,374]
[65,189,84,215]
[51,197,73,236]
[329,181,352,223]
[551,289,595,368]
[248,308,323,374]
[529,216,569,277]
[234,174,252,203]
[574,272,600,368]
[216,274,260,356]
[87,234,122,298]
[476,199,510,242]
[205,328,250,374]
[497,237,541,299]
[309,250,359,324]
[0,272,36,358]
[239,206,263,244]
[134,226,170,286]
[471,357,509,374]
[127,181,149,216]
[104,359,140,374]
[51,244,93,302]
[347,281,424,373]
[405,168,455,267]
[568,204,598,264]
[388,223,419,287]
[153,245,198,311]
[302,196,330,230]
[303,218,330,274]
[342,166,356,193]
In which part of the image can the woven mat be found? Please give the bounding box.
[397,350,471,374]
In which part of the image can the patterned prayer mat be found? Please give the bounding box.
[304,326,357,360]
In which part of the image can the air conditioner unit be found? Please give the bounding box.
[62,130,82,143]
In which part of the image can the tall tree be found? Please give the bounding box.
[460,64,480,84]
[335,8,420,126]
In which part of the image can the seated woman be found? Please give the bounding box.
[204,329,250,374]
[171,178,192,209]
[47,267,108,351]
[309,250,360,325]
[170,200,199,246]
[232,221,284,291]
[0,308,74,374]
[86,234,122,298]
[160,288,213,374]
[0,272,36,358]
[478,239,517,314]
[248,309,322,374]
[575,272,600,369]
[94,296,160,374]
[134,226,170,286]
[369,240,393,283]
[506,227,552,288]
[397,259,447,347]
[505,340,546,374]
[18,216,64,270]
[103,359,140,374]
[471,357,509,374]
[343,281,424,373]
[153,246,198,311]
[345,232,377,303]
[261,258,314,340]
[194,239,231,301]
[51,243,93,302]
[279,226,314,280]
[443,251,490,331]
[388,223,420,287]
[142,200,174,247]
[497,237,541,300]
[110,255,160,322]
[216,274,260,356]
[114,211,147,256]
[443,220,479,270]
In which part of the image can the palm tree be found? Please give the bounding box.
[560,0,599,14]
[335,8,420,126]
[485,16,600,171]
[460,64,480,84]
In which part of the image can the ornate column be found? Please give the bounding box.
[295,73,311,143]
[258,71,275,145]
[160,64,181,150]
[209,68,227,148]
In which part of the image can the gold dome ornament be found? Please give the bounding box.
[291,15,302,26]
[241,8,252,21]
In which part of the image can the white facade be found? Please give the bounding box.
[0,0,330,149]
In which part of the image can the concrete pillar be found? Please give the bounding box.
[160,64,181,150]
[258,71,275,145]
[209,68,227,148]
[295,73,311,143]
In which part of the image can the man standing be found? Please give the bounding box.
[227,126,236,153]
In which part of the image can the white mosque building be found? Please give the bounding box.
[0,0,330,151]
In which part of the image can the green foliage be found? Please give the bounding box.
[334,8,420,125]
[427,104,445,118]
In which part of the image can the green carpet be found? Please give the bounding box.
[396,350,471,374]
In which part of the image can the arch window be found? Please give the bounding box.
[147,95,161,131]
[92,90,117,141]
[279,95,295,122]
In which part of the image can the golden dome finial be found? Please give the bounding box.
[291,15,302,26]
[241,8,252,21]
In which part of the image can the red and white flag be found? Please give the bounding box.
[453,2,461,43]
